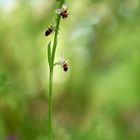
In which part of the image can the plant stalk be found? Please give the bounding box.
[48,66,53,140]
[48,1,65,140]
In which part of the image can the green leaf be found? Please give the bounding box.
[47,41,52,67]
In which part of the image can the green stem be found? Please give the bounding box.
[48,67,53,140]
[48,1,65,140]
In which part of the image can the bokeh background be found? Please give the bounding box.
[0,0,140,140]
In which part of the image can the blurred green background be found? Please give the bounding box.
[0,0,140,140]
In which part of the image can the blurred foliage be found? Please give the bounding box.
[0,0,140,140]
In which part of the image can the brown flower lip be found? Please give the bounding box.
[62,61,68,72]
[45,26,54,36]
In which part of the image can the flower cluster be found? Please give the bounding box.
[45,2,69,72]
[45,3,68,36]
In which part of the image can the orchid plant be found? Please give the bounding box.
[45,0,69,140]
